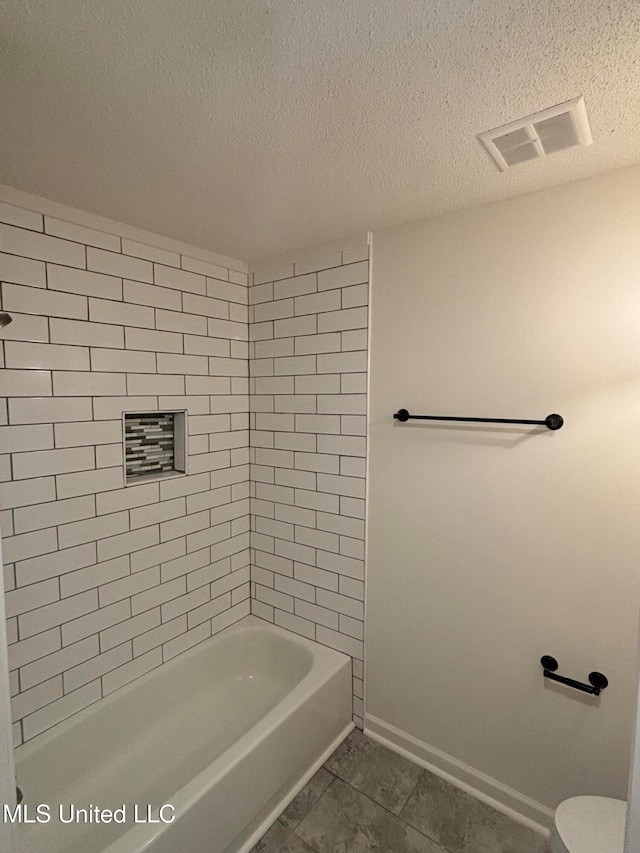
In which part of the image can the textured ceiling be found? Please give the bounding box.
[0,1,638,263]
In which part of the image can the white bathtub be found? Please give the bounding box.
[15,615,353,853]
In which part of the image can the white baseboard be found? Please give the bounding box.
[365,714,552,837]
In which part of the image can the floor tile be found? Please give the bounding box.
[251,819,317,853]
[279,767,335,828]
[400,771,548,853]
[324,729,423,814]
[295,776,444,853]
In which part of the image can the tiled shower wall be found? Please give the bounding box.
[0,196,251,745]
[248,240,369,727]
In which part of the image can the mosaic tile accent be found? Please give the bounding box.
[125,413,175,480]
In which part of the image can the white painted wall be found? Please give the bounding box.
[366,164,640,822]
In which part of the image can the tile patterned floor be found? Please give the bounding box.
[251,730,550,853]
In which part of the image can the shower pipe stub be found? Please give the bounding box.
[393,409,564,430]
[540,655,608,696]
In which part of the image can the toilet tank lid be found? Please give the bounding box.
[556,796,626,853]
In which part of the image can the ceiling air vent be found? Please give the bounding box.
[477,97,592,171]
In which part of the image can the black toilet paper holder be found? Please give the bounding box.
[540,656,608,696]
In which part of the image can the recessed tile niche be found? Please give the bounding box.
[123,410,187,484]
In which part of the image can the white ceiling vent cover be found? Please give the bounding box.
[477,97,592,171]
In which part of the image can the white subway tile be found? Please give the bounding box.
[89,298,154,329]
[19,590,98,640]
[227,303,246,322]
[14,496,95,534]
[275,469,316,490]
[273,316,316,339]
[183,334,229,357]
[45,218,120,251]
[318,394,366,415]
[97,481,159,515]
[183,257,228,279]
[12,446,94,479]
[294,489,338,514]
[254,264,294,285]
[126,374,184,395]
[163,622,210,660]
[51,317,124,349]
[1,369,50,398]
[342,283,369,308]
[55,419,121,452]
[130,497,185,530]
[208,317,248,341]
[316,549,364,581]
[91,349,157,374]
[64,642,132,693]
[97,524,159,563]
[100,608,160,651]
[21,636,99,690]
[131,577,185,616]
[316,512,364,539]
[122,240,180,267]
[342,329,368,351]
[0,202,42,231]
[317,473,365,499]
[163,585,209,622]
[4,282,87,319]
[102,648,162,695]
[156,308,206,336]
[317,588,364,619]
[339,570,365,596]
[185,376,230,395]
[130,538,185,573]
[63,599,131,645]
[5,341,89,371]
[123,279,181,311]
[160,472,210,500]
[294,333,341,355]
[229,269,249,286]
[188,591,232,629]
[59,511,128,550]
[340,457,366,478]
[0,312,49,343]
[183,292,228,319]
[0,223,85,268]
[156,353,208,375]
[0,252,46,287]
[251,599,274,621]
[5,578,59,618]
[339,614,363,640]
[273,273,317,301]
[317,261,368,291]
[316,625,363,659]
[206,278,247,304]
[294,374,340,394]
[341,373,367,393]
[53,371,126,397]
[96,445,123,468]
[339,496,365,519]
[47,265,123,300]
[340,415,366,436]
[249,282,273,305]
[317,307,367,333]
[8,627,61,670]
[57,467,123,499]
[317,351,367,374]
[61,555,130,598]
[293,562,338,592]
[0,425,53,454]
[161,548,210,583]
[16,543,97,587]
[22,681,101,741]
[154,265,205,294]
[133,616,187,657]
[87,247,152,283]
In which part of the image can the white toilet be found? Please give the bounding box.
[551,796,626,853]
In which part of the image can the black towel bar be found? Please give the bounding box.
[540,655,608,696]
[393,409,563,430]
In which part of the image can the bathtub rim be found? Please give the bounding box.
[14,614,343,764]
